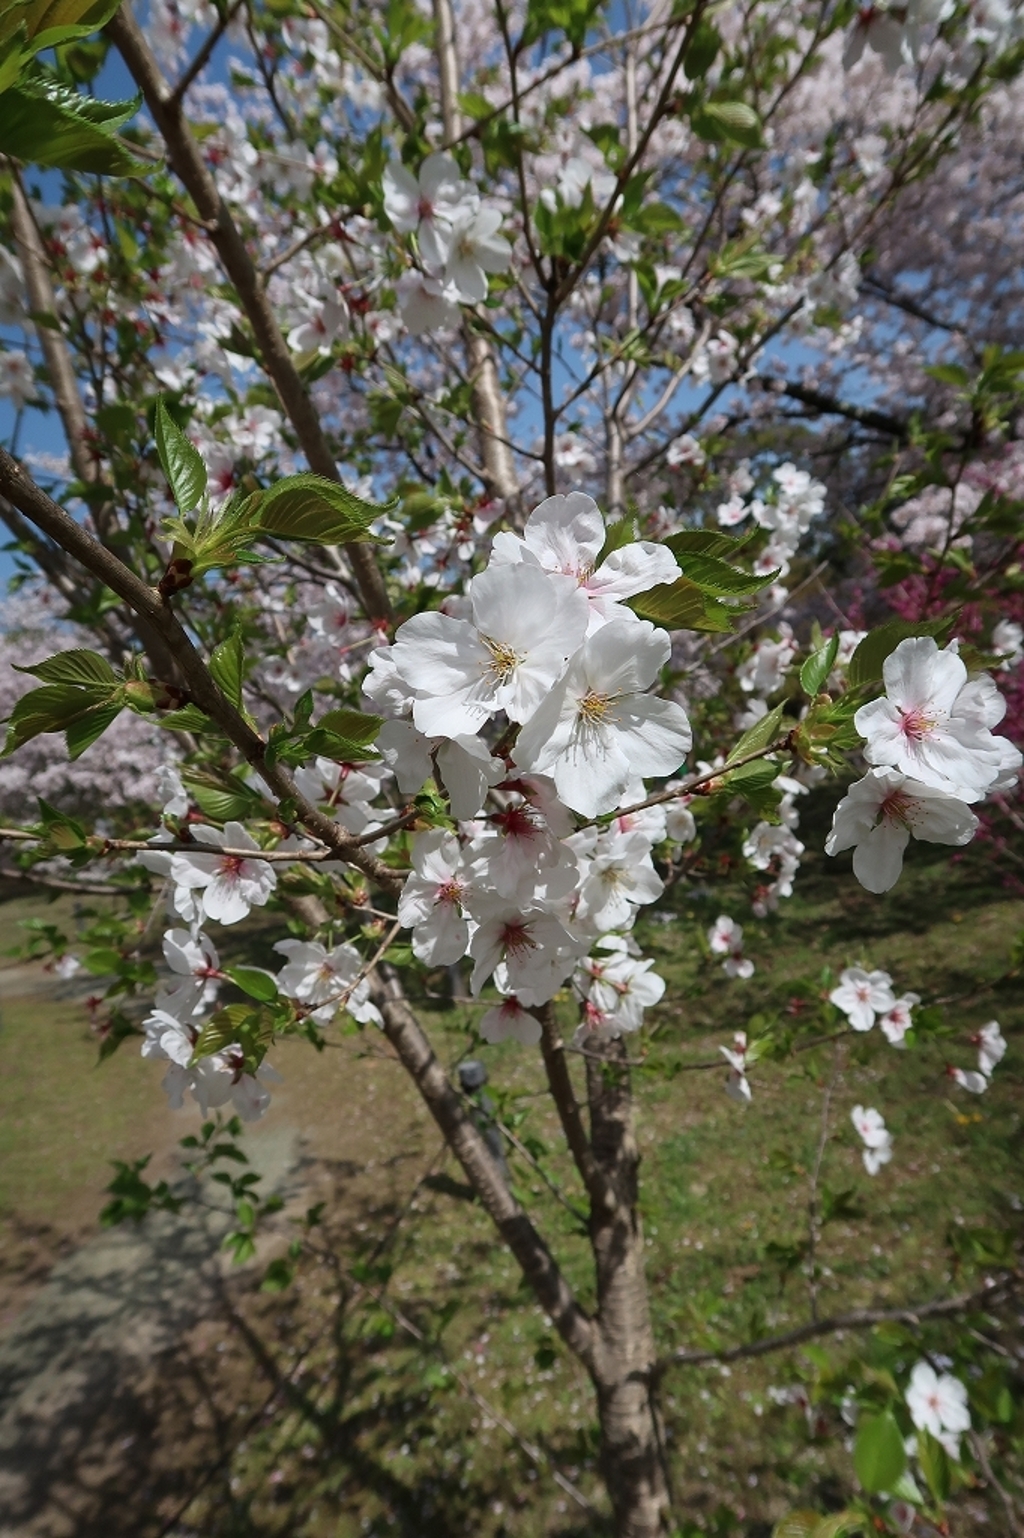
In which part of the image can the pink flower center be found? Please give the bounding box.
[897,706,935,742]
[218,854,246,880]
[417,196,434,221]
[500,920,536,959]
[435,877,465,908]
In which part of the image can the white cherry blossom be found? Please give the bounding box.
[469,905,580,1003]
[826,767,979,892]
[976,1019,1006,1077]
[513,619,692,817]
[950,1066,989,1093]
[851,1104,893,1174]
[830,967,896,1031]
[480,994,542,1045]
[383,153,472,266]
[444,206,512,303]
[391,562,589,739]
[708,915,754,979]
[397,831,473,965]
[490,492,679,633]
[169,822,277,925]
[274,938,382,1024]
[905,1361,971,1460]
[879,993,920,1045]
[720,1032,752,1101]
[854,637,1020,803]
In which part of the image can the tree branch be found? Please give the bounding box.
[105,5,392,624]
[0,449,401,894]
[661,1275,1021,1372]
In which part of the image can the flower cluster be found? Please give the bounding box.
[828,638,1021,892]
[384,152,513,334]
[851,1104,893,1175]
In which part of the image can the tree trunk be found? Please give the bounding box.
[587,1042,671,1538]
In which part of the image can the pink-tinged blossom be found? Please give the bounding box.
[490,493,680,633]
[975,1019,1006,1077]
[391,562,590,739]
[274,938,382,1024]
[469,906,580,1004]
[576,941,666,1035]
[879,992,920,1046]
[905,1361,970,1460]
[843,5,912,71]
[830,967,896,1031]
[169,822,277,925]
[708,916,754,979]
[397,830,473,966]
[480,994,542,1045]
[395,271,461,334]
[854,638,1021,804]
[513,619,692,817]
[851,1105,893,1174]
[720,1031,752,1101]
[826,767,979,892]
[383,153,473,267]
[0,350,36,408]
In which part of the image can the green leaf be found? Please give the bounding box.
[261,1257,295,1292]
[303,707,383,762]
[812,1515,865,1538]
[36,797,87,848]
[853,1410,906,1494]
[209,630,244,708]
[65,701,124,758]
[1,680,121,758]
[155,396,207,515]
[677,552,777,596]
[846,617,954,689]
[684,18,720,76]
[253,473,394,544]
[180,766,262,822]
[192,1003,275,1072]
[720,757,781,818]
[800,633,840,696]
[693,97,763,148]
[224,966,279,1003]
[771,1515,822,1538]
[0,75,144,173]
[629,575,733,632]
[727,703,787,763]
[916,1427,952,1503]
[14,647,117,687]
[664,529,750,559]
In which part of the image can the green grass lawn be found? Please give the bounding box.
[0,797,1021,1536]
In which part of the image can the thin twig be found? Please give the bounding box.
[663,1275,1021,1371]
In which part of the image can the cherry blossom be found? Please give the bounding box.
[490,493,679,632]
[469,905,580,1003]
[397,831,475,965]
[850,1105,894,1174]
[480,994,543,1045]
[391,562,590,738]
[830,967,896,1031]
[576,939,666,1035]
[444,206,512,303]
[826,767,979,892]
[274,939,382,1025]
[854,638,1021,804]
[513,619,692,817]
[950,1066,989,1093]
[169,822,277,925]
[975,1019,1006,1077]
[879,993,921,1046]
[720,1031,753,1100]
[383,153,472,267]
[708,916,754,979]
[905,1361,971,1460]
